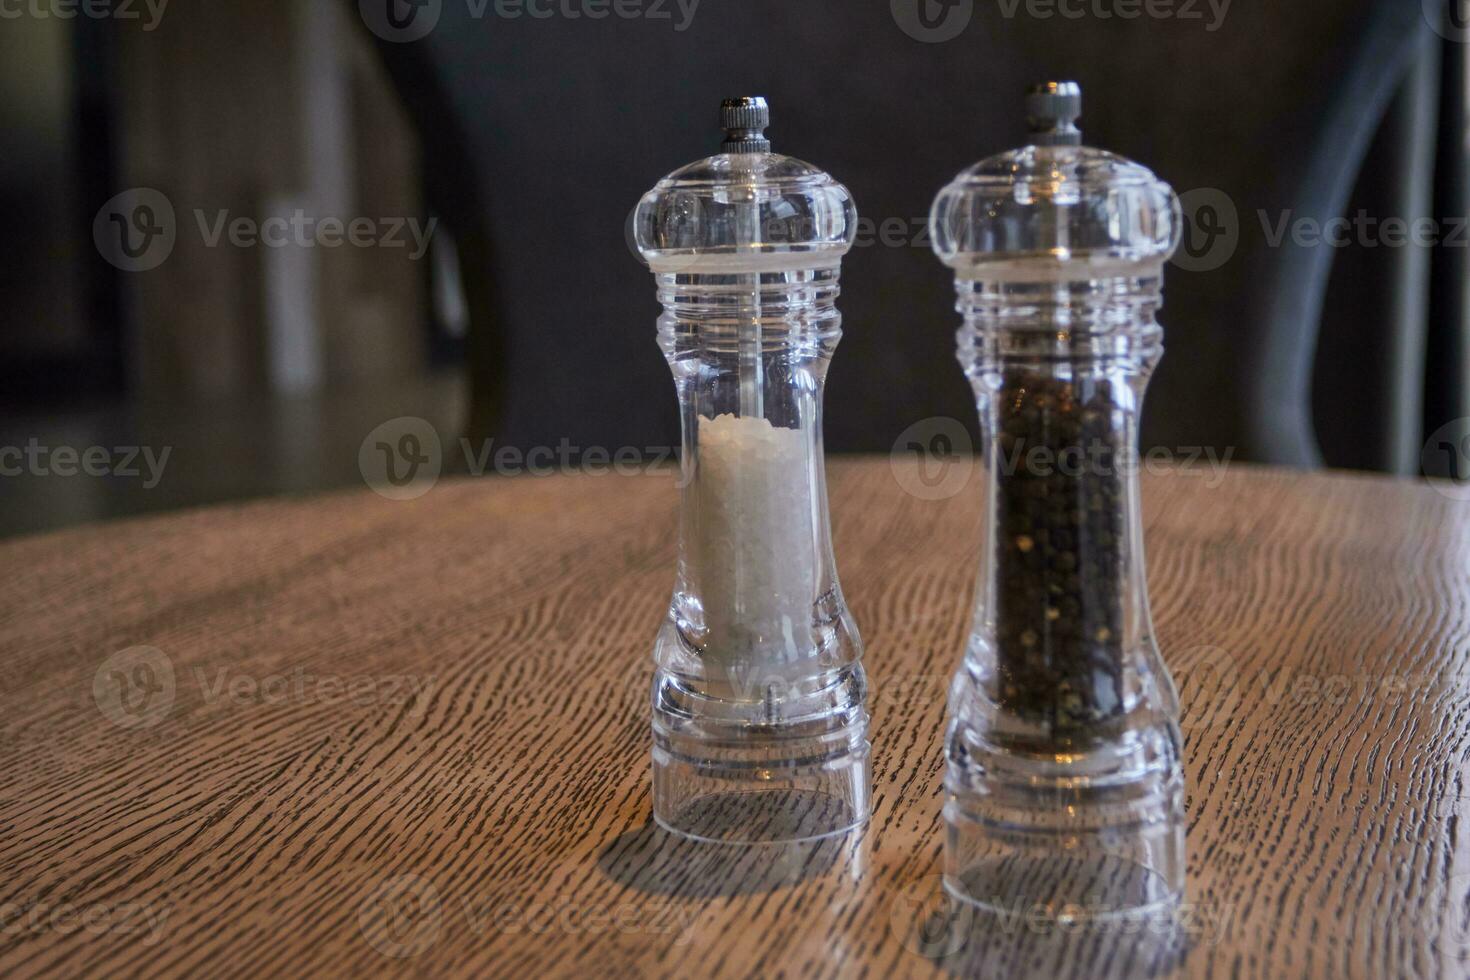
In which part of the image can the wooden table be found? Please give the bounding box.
[1,460,1466,978]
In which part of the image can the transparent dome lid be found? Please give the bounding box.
[929,82,1181,281]
[634,98,856,274]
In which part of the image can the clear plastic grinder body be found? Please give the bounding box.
[632,99,869,843]
[928,82,1187,916]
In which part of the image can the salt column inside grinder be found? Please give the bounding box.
[693,414,816,664]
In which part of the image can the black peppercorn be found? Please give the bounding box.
[991,369,1125,744]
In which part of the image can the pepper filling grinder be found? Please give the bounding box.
[928,83,1186,917]
[633,98,869,843]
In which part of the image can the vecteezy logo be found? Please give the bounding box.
[1174,644,1240,734]
[93,189,177,273]
[1425,0,1470,43]
[1423,417,1470,501]
[622,665,654,722]
[1170,187,1239,273]
[891,0,973,42]
[625,198,705,274]
[1430,870,1470,958]
[359,0,442,42]
[624,203,648,268]
[360,417,443,501]
[889,875,973,959]
[890,417,975,501]
[93,646,176,729]
[358,874,442,958]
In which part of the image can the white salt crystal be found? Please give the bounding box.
[691,413,818,672]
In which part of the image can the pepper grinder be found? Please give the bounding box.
[928,83,1186,917]
[633,98,869,843]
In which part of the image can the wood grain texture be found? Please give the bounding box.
[0,460,1467,978]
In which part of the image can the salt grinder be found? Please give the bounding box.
[633,98,869,843]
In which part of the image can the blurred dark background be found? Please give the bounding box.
[1,0,1467,538]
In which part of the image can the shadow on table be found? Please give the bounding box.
[597,815,865,899]
[892,873,1196,979]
